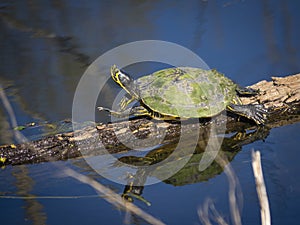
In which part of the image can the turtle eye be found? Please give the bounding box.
[120,74,129,82]
[118,70,132,86]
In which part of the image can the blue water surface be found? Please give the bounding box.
[0,1,300,224]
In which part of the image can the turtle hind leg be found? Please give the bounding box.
[236,85,259,96]
[119,96,136,110]
[97,106,151,118]
[227,103,268,125]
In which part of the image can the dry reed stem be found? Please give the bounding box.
[65,168,166,225]
[251,150,271,225]
[0,85,27,143]
[216,153,242,225]
[198,198,229,225]
[1,85,165,225]
[198,152,242,225]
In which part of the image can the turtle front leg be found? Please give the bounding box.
[119,96,136,110]
[97,106,151,118]
[227,104,268,125]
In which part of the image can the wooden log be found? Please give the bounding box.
[1,73,300,166]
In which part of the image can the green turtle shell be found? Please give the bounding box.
[135,67,238,118]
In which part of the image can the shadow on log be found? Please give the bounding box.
[0,73,300,166]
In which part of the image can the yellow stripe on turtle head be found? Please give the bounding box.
[111,65,122,85]
[110,65,133,95]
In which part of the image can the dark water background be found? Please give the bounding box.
[0,1,300,225]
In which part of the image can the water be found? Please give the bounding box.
[1,1,300,224]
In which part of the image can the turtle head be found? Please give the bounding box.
[110,65,138,97]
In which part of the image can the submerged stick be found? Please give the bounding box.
[251,150,271,225]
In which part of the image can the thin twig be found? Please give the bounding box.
[216,153,242,225]
[0,85,27,143]
[65,168,166,225]
[1,85,165,225]
[198,198,229,225]
[198,198,212,225]
[198,152,242,225]
[251,150,271,225]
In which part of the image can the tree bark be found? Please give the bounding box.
[1,73,300,166]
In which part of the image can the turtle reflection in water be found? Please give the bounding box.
[118,127,270,203]
[98,65,268,124]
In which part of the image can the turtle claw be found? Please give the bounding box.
[97,106,126,117]
[251,104,268,125]
[97,106,110,112]
[229,103,268,125]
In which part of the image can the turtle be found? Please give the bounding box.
[97,65,268,124]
